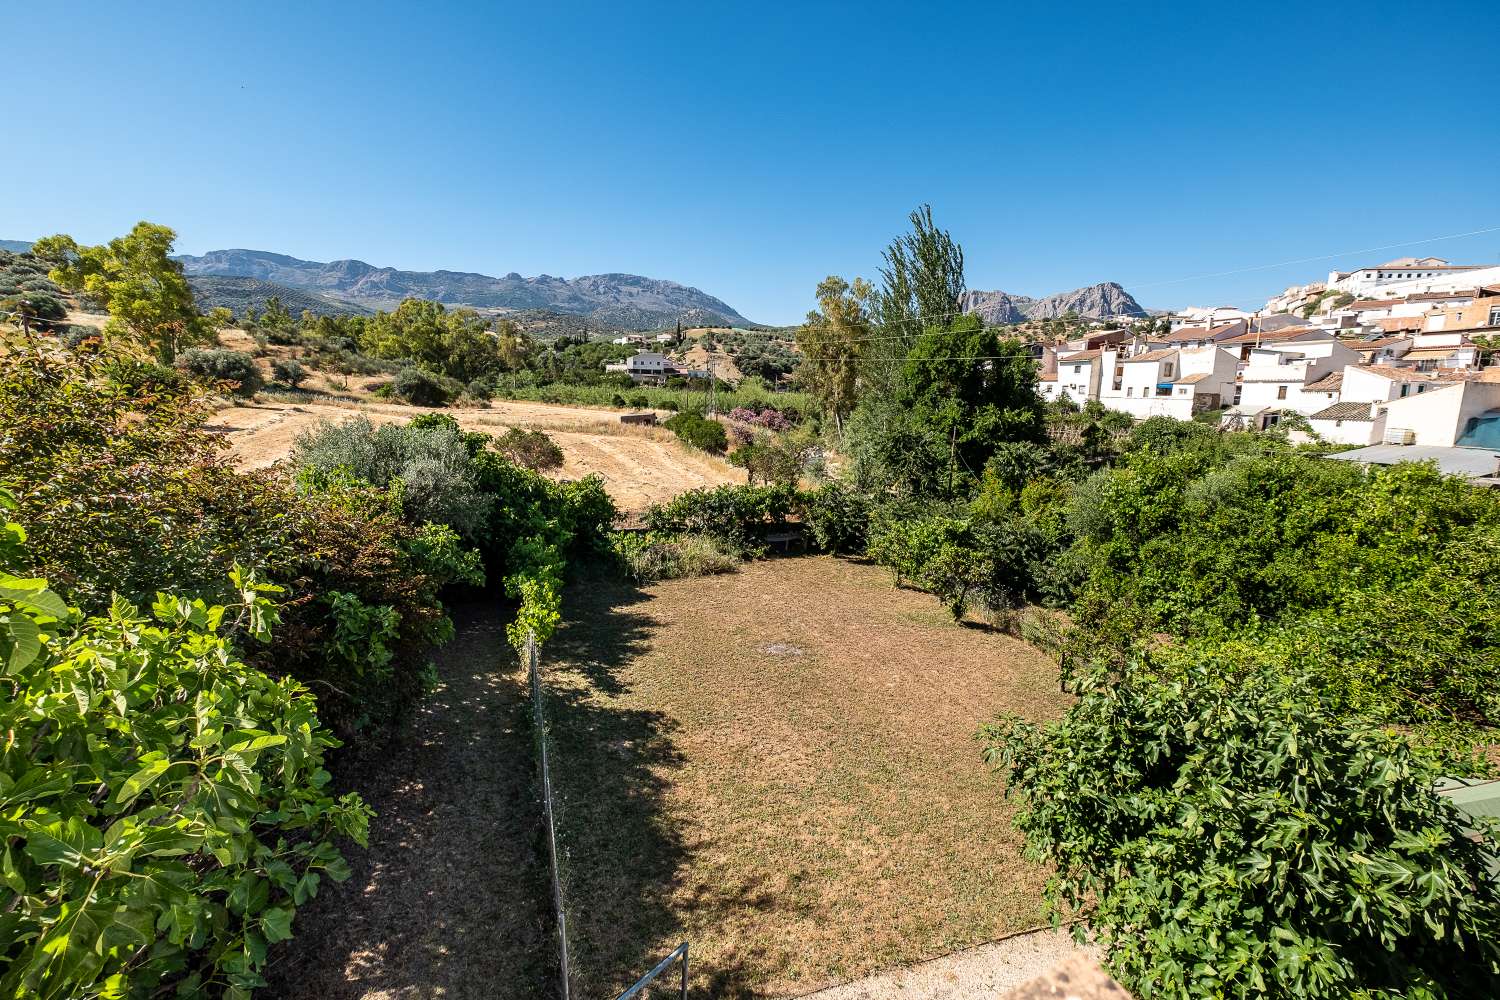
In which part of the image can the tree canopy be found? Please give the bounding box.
[32,222,212,362]
[795,275,871,425]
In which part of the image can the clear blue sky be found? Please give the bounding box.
[5,0,1498,325]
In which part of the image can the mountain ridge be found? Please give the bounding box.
[962,281,1147,323]
[175,248,753,328]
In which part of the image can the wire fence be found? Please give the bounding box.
[526,632,690,1000]
[526,634,573,1000]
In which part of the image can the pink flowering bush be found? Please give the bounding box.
[728,406,793,431]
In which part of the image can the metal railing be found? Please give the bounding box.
[613,942,688,1000]
[527,634,572,1000]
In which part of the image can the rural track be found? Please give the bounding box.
[263,598,553,999]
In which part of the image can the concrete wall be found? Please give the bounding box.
[1380,381,1500,446]
[1311,412,1386,446]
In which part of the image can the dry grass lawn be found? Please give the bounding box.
[543,556,1069,999]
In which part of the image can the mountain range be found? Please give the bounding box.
[960,281,1147,324]
[173,249,753,329]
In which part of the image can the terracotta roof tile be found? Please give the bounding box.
[1311,401,1378,421]
[1362,364,1476,382]
[1220,326,1320,346]
[1125,348,1178,363]
[1174,373,1212,384]
[1304,371,1344,392]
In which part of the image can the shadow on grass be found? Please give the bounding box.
[264,595,554,1000]
[543,574,773,999]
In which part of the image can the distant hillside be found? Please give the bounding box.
[175,249,753,329]
[187,275,372,318]
[962,281,1147,323]
[0,240,34,254]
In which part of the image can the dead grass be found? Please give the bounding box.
[543,556,1069,999]
[209,396,744,512]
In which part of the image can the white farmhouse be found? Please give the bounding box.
[1327,258,1494,296]
[1235,338,1360,416]
[1097,346,1237,419]
[1377,378,1500,447]
[604,350,672,383]
[1044,349,1105,404]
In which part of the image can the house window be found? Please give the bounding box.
[1073,365,1082,373]
[1277,385,1288,400]
[1400,384,1410,397]
[1127,387,1134,397]
[1489,306,1500,326]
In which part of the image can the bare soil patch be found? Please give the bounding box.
[209,397,744,512]
[542,557,1070,999]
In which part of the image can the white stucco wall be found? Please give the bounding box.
[1380,382,1500,446]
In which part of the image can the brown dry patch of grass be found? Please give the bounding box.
[208,396,743,511]
[543,556,1069,999]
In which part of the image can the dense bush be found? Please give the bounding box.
[663,411,727,453]
[0,346,462,738]
[495,427,565,470]
[727,433,811,486]
[987,656,1500,999]
[644,484,798,555]
[293,417,493,540]
[802,480,870,554]
[0,502,371,998]
[179,348,263,396]
[272,357,308,387]
[392,366,458,406]
[612,531,740,582]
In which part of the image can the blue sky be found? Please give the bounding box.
[5,1,1498,325]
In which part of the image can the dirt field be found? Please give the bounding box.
[209,396,745,513]
[542,557,1070,999]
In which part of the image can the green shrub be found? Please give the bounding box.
[293,416,492,540]
[0,507,371,998]
[0,348,461,738]
[272,357,308,388]
[804,480,870,554]
[663,411,728,453]
[496,428,565,470]
[392,366,457,406]
[986,657,1500,999]
[612,531,741,582]
[644,484,797,554]
[179,348,263,396]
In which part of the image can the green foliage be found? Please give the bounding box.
[898,316,1046,476]
[0,516,371,998]
[32,223,212,362]
[803,481,871,554]
[360,298,505,384]
[663,411,728,453]
[0,344,459,738]
[391,366,459,406]
[986,657,1500,999]
[645,484,797,556]
[495,428,564,470]
[795,276,871,421]
[179,348,264,396]
[727,432,811,486]
[612,531,741,583]
[293,416,493,540]
[271,357,308,388]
